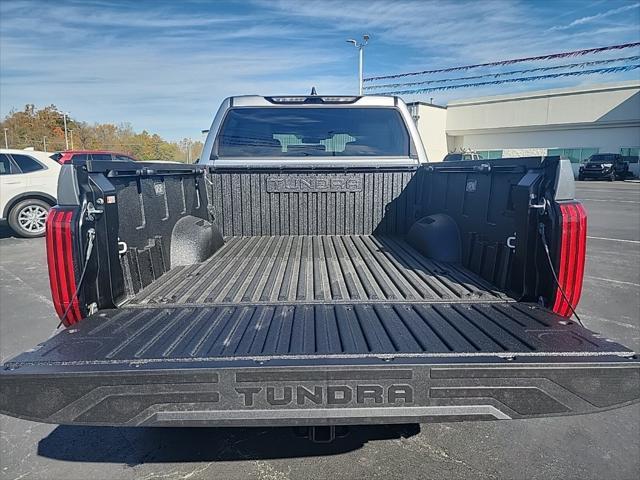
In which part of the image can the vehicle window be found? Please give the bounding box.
[589,154,617,162]
[114,155,135,162]
[215,107,412,158]
[0,154,12,175]
[71,154,89,162]
[11,154,45,173]
[620,147,640,163]
[49,152,63,162]
[90,154,113,161]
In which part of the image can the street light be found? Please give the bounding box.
[3,128,8,149]
[62,112,70,150]
[70,129,74,149]
[346,34,370,95]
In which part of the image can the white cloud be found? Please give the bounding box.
[1,0,639,140]
[549,2,640,31]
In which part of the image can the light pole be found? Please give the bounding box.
[62,112,69,150]
[346,34,370,95]
[43,136,47,152]
[70,129,74,149]
[3,128,8,148]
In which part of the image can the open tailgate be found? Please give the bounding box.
[1,302,638,427]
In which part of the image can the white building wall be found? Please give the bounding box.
[452,125,640,153]
[452,125,640,177]
[410,103,448,162]
[446,81,640,133]
[410,81,640,176]
[502,148,547,158]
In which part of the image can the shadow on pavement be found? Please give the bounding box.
[0,225,18,239]
[37,424,420,464]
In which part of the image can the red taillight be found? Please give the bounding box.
[552,202,587,317]
[46,208,82,326]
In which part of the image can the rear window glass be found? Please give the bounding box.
[0,154,12,174]
[589,154,617,162]
[11,154,44,173]
[90,154,113,161]
[215,107,412,158]
[71,154,89,162]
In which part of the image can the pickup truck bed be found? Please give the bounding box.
[1,97,638,430]
[3,233,637,427]
[129,235,507,306]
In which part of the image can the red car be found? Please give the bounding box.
[51,150,137,164]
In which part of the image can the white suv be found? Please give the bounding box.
[0,149,60,237]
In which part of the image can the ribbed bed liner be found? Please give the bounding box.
[128,235,509,306]
[10,302,626,365]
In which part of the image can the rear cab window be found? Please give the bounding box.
[589,154,618,163]
[214,107,414,159]
[90,154,113,161]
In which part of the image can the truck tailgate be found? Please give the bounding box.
[1,302,638,426]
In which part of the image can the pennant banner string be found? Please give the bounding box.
[365,55,640,90]
[364,42,640,82]
[375,64,640,95]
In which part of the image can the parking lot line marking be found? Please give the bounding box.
[579,198,640,204]
[580,314,640,331]
[586,276,640,287]
[587,236,640,244]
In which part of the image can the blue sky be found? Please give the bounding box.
[1,0,639,140]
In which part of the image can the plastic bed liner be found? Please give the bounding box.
[1,300,638,427]
[128,235,508,306]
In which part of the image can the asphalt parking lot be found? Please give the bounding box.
[0,181,638,480]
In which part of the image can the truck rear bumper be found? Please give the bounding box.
[2,357,638,427]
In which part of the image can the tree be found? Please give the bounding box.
[0,104,195,162]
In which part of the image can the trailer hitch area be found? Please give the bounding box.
[292,426,350,443]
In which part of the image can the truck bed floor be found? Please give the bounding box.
[129,235,508,306]
[17,302,631,364]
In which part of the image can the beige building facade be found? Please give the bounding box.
[408,80,640,177]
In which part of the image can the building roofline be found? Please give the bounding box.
[447,80,640,107]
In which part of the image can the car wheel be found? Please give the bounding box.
[8,198,51,238]
[609,172,615,182]
[578,174,584,181]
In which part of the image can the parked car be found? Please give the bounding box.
[51,150,137,164]
[0,149,60,237]
[578,153,630,181]
[0,95,637,436]
[443,151,484,162]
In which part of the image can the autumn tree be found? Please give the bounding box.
[1,104,198,163]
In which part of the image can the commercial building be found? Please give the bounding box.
[408,80,640,177]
